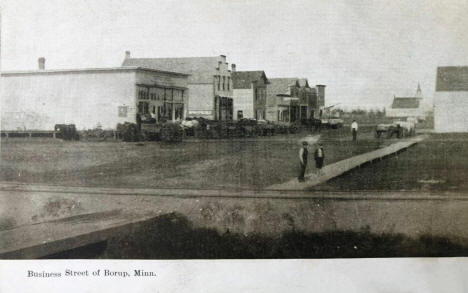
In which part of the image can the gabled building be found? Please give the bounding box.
[434,66,468,132]
[123,52,234,120]
[266,78,299,122]
[231,69,269,120]
[387,84,425,120]
[266,78,325,123]
[298,79,326,120]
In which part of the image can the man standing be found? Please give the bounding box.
[351,120,358,141]
[298,141,309,182]
[314,143,325,175]
[136,113,142,131]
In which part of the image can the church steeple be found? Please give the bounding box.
[415,83,422,99]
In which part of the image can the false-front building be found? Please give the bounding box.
[1,58,189,130]
[231,70,269,120]
[123,53,234,120]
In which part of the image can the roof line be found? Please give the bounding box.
[231,70,265,73]
[393,97,422,99]
[437,66,468,68]
[268,77,299,80]
[1,66,190,77]
[126,56,222,60]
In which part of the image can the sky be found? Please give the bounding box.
[2,0,468,109]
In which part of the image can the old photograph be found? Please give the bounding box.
[1,0,468,261]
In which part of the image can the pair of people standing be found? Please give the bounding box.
[297,119,357,182]
[298,141,325,182]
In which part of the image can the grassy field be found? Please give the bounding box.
[0,126,384,189]
[313,133,468,192]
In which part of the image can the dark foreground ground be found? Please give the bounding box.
[47,213,468,259]
[0,126,384,189]
[313,133,468,192]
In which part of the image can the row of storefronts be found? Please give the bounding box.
[0,52,326,130]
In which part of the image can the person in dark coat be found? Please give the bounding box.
[136,113,142,131]
[314,143,325,175]
[351,120,358,141]
[298,141,309,182]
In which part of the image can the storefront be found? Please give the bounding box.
[136,84,187,122]
[214,96,233,121]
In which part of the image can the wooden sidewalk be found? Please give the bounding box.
[266,135,428,191]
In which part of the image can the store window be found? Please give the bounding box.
[174,89,183,102]
[138,102,149,114]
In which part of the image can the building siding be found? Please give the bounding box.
[186,84,215,118]
[1,70,137,130]
[386,107,425,118]
[434,91,468,132]
[233,88,254,120]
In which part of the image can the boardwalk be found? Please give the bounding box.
[267,135,428,191]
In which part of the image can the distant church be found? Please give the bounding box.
[386,84,426,121]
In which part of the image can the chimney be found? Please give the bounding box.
[38,57,46,70]
[231,64,236,72]
[316,85,326,105]
[125,51,131,59]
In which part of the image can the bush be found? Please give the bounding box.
[289,123,299,134]
[80,128,115,141]
[217,123,229,138]
[160,122,184,142]
[277,124,289,134]
[240,125,256,137]
[54,124,79,141]
[117,122,141,142]
[193,125,208,138]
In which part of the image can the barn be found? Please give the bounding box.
[434,66,468,132]
[0,59,189,131]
